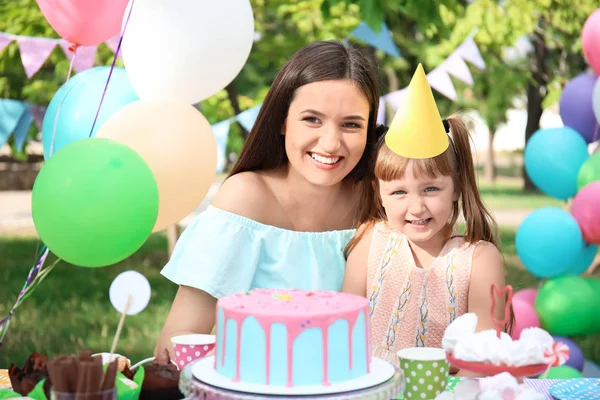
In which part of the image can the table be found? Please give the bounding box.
[444,376,562,399]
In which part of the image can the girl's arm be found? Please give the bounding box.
[455,241,506,377]
[342,224,373,297]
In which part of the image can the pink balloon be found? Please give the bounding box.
[36,0,129,46]
[582,8,600,75]
[572,181,600,245]
[511,298,541,340]
[513,288,538,307]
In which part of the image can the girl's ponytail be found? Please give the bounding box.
[446,115,499,247]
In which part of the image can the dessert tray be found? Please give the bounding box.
[179,357,405,400]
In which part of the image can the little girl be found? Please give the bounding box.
[342,66,508,370]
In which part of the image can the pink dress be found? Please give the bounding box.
[366,221,478,365]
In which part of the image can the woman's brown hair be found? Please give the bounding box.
[345,114,499,256]
[228,41,381,190]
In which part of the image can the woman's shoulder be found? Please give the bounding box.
[212,171,276,224]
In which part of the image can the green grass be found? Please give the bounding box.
[1,229,599,369]
[478,179,565,210]
[0,234,176,367]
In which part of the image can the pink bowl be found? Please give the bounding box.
[171,334,216,369]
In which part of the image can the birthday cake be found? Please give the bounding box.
[214,289,371,387]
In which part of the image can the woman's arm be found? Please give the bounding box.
[155,172,270,357]
[155,286,217,358]
[455,241,506,377]
[341,224,373,297]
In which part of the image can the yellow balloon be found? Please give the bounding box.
[97,100,217,232]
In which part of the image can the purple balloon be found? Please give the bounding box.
[559,73,600,143]
[552,335,585,372]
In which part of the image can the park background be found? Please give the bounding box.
[0,0,599,371]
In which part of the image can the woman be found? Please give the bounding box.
[156,40,381,355]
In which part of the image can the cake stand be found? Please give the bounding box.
[445,284,550,378]
[179,360,405,400]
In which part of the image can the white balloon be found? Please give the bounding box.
[593,78,600,124]
[121,0,255,104]
[109,270,151,315]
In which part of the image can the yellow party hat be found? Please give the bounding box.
[385,64,449,159]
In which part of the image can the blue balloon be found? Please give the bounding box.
[567,244,599,275]
[42,66,139,159]
[516,207,585,278]
[524,127,589,200]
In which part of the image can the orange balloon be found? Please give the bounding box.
[97,100,217,232]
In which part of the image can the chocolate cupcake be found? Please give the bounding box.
[8,352,51,398]
[140,348,183,400]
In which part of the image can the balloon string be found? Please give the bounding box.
[88,0,136,138]
[48,47,78,157]
[0,247,58,350]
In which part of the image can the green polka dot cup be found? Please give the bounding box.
[397,347,449,399]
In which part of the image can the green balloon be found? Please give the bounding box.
[535,275,596,336]
[545,365,584,379]
[32,138,159,267]
[577,152,600,190]
[585,277,600,333]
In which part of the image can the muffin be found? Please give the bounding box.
[140,348,183,400]
[8,352,51,398]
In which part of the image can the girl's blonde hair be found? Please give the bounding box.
[347,114,499,256]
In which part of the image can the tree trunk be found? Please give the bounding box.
[224,81,246,171]
[384,66,399,92]
[485,128,496,182]
[384,66,399,125]
[225,81,244,121]
[166,224,181,258]
[523,23,548,192]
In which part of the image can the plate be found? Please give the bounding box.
[191,356,395,396]
[549,379,600,399]
[446,353,548,377]
[0,369,11,389]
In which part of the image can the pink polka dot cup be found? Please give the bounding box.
[171,334,216,369]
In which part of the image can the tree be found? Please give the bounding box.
[322,0,464,34]
[444,0,596,190]
[339,0,596,190]
[515,0,594,191]
[472,62,528,181]
[431,1,529,181]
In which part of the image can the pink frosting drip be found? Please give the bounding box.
[217,289,370,386]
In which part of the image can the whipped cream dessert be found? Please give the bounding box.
[435,372,545,400]
[442,313,553,367]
